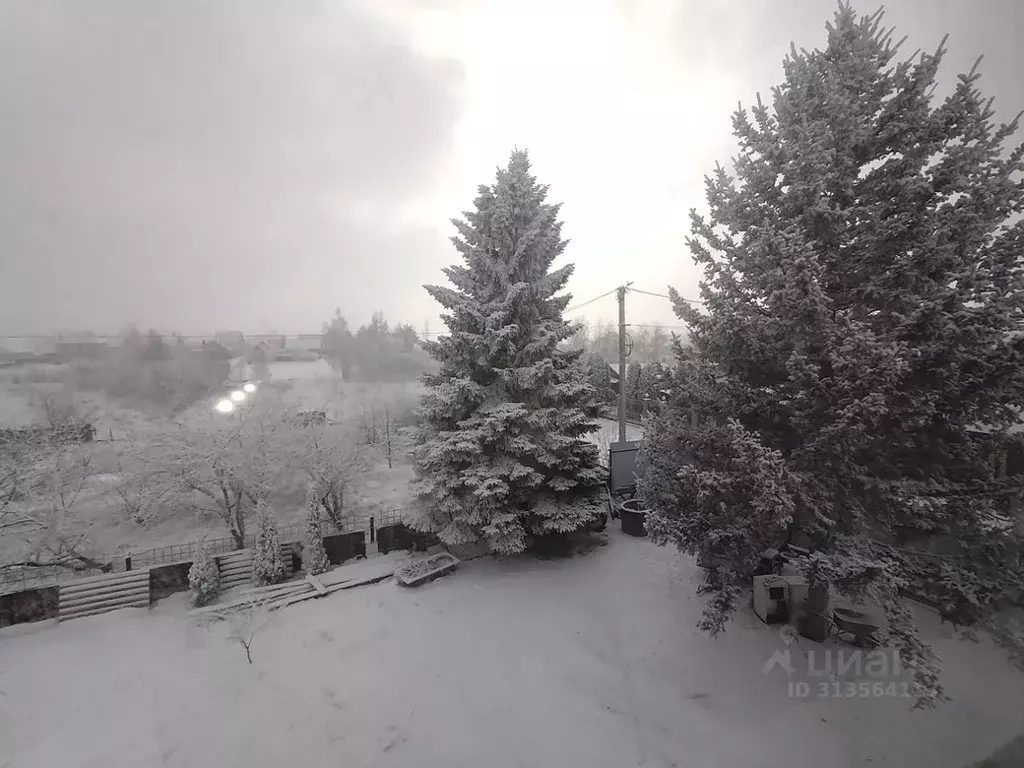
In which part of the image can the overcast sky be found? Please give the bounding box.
[1,0,1022,338]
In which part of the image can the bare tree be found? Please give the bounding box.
[34,390,95,441]
[0,434,107,575]
[109,433,177,527]
[0,432,34,519]
[171,404,289,549]
[36,391,78,431]
[197,597,274,665]
[300,421,364,529]
[383,403,393,470]
[360,405,379,446]
[111,467,167,527]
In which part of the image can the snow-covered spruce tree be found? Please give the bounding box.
[188,541,221,607]
[625,361,642,402]
[638,361,665,404]
[584,352,615,412]
[411,150,606,554]
[251,502,286,586]
[303,486,330,576]
[638,4,1024,707]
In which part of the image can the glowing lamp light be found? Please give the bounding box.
[243,382,256,393]
[230,389,246,402]
[214,398,235,414]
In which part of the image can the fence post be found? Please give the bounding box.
[125,555,132,572]
[369,516,375,543]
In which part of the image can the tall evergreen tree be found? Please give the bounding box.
[638,361,664,402]
[584,352,615,410]
[143,329,170,362]
[321,309,353,380]
[411,150,606,554]
[303,486,330,576]
[251,502,285,586]
[639,5,1024,706]
[625,361,643,402]
[188,541,221,607]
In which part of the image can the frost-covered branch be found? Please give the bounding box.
[0,432,108,574]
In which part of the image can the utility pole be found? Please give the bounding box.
[616,282,633,443]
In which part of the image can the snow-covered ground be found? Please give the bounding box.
[268,358,334,381]
[590,417,645,468]
[2,535,1021,768]
[595,416,645,444]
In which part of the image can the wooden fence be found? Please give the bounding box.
[216,544,295,591]
[4,526,419,627]
[216,549,255,591]
[57,570,150,622]
[0,507,411,596]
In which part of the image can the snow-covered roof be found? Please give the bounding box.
[287,335,322,350]
[969,406,1024,436]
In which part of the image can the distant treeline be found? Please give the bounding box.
[565,318,685,364]
[321,310,432,383]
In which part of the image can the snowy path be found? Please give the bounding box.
[590,417,645,467]
[2,535,1022,767]
[594,416,645,443]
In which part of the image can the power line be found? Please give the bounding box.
[627,324,690,330]
[630,287,705,305]
[0,323,696,343]
[629,287,672,300]
[0,285,694,342]
[428,322,689,337]
[565,287,620,314]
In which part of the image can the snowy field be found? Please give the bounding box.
[2,535,1022,768]
[267,358,334,381]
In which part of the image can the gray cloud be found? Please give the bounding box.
[662,0,1024,124]
[0,0,463,335]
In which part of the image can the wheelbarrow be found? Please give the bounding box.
[829,606,882,647]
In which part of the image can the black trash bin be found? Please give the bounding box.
[619,498,648,537]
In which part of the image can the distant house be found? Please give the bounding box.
[213,331,246,355]
[201,340,232,361]
[287,335,322,353]
[248,334,286,351]
[2,336,56,356]
[607,362,622,396]
[274,334,322,362]
[55,338,110,362]
[171,333,202,350]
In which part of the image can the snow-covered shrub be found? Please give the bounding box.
[251,502,286,586]
[188,542,221,607]
[303,486,330,576]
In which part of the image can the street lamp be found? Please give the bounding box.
[243,382,257,394]
[230,389,246,403]
[214,398,234,414]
